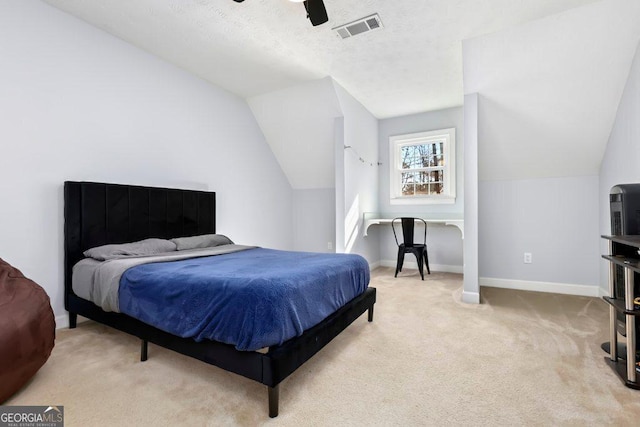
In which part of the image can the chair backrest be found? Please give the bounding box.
[391,217,427,247]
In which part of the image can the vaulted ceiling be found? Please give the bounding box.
[43,0,599,119]
[464,0,640,180]
[41,0,640,186]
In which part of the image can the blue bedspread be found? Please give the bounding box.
[118,248,370,351]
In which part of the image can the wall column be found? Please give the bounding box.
[463,93,480,303]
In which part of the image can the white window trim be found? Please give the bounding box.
[389,128,456,205]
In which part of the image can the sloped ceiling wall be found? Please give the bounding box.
[463,0,640,181]
[248,77,342,189]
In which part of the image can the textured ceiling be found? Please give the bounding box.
[42,0,598,119]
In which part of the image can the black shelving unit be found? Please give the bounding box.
[602,235,640,390]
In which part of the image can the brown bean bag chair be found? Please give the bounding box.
[0,258,55,403]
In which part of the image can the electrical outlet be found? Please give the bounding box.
[524,252,532,264]
[328,242,333,250]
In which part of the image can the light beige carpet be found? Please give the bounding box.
[6,268,640,426]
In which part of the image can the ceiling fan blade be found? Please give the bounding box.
[304,0,329,26]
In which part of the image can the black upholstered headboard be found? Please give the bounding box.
[63,181,216,308]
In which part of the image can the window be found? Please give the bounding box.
[389,128,456,205]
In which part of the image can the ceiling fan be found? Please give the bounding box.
[232,0,329,27]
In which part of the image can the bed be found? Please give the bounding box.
[63,181,376,417]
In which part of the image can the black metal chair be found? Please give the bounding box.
[392,217,430,280]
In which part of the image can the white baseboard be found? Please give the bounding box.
[55,314,90,330]
[368,261,381,271]
[461,291,480,304]
[598,287,609,298]
[480,277,600,297]
[55,314,69,330]
[378,259,463,274]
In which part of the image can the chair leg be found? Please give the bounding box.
[424,248,431,274]
[415,249,424,280]
[395,249,405,277]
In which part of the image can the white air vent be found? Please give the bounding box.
[333,14,383,40]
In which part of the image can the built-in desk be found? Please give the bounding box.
[362,213,464,238]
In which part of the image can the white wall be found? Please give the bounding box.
[0,1,293,326]
[462,0,640,182]
[377,107,464,271]
[249,79,341,257]
[462,2,618,297]
[599,41,640,294]
[250,76,381,266]
[479,176,600,293]
[248,78,341,189]
[293,188,336,253]
[333,82,380,265]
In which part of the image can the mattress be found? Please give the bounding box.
[72,245,252,312]
[73,247,370,351]
[72,258,102,302]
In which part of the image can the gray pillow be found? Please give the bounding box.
[83,238,177,261]
[171,234,234,251]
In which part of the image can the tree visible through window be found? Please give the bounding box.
[400,142,445,196]
[390,128,455,204]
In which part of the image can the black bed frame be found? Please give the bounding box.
[63,181,376,417]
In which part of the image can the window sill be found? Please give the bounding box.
[390,196,456,205]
